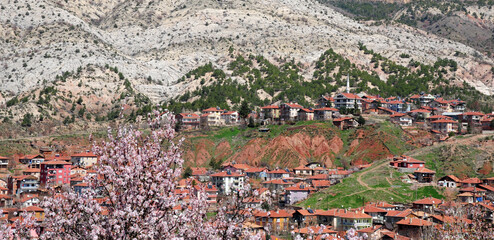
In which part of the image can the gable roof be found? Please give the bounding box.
[439,175,461,182]
[261,105,280,109]
[414,168,436,174]
[413,197,442,205]
[337,93,362,99]
[396,218,433,227]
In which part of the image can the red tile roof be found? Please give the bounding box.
[71,152,97,157]
[413,197,442,205]
[338,93,362,99]
[262,179,294,185]
[386,209,412,217]
[317,209,346,217]
[408,109,431,113]
[314,107,339,112]
[261,105,280,109]
[210,171,245,177]
[300,108,314,113]
[268,169,290,174]
[461,178,481,184]
[293,225,337,234]
[338,211,372,219]
[284,103,304,109]
[245,167,267,173]
[40,161,71,165]
[285,183,315,191]
[22,206,44,212]
[177,113,200,119]
[253,209,293,218]
[462,112,485,116]
[431,119,457,124]
[414,168,436,174]
[312,180,331,188]
[396,218,433,227]
[202,107,224,112]
[0,156,8,160]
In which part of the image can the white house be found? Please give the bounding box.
[210,170,245,195]
[71,151,98,168]
[281,103,303,121]
[390,113,413,127]
[220,111,239,125]
[334,93,362,110]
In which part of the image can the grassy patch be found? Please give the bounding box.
[299,161,444,209]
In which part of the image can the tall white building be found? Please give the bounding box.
[210,170,245,195]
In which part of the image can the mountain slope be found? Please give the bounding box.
[1,0,493,105]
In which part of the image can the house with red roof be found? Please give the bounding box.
[266,168,291,180]
[396,218,432,239]
[210,170,245,195]
[413,168,435,183]
[285,183,316,205]
[40,161,72,187]
[292,225,337,239]
[245,167,268,179]
[336,210,373,231]
[334,93,362,111]
[19,154,44,168]
[253,209,293,232]
[481,114,494,130]
[384,209,413,225]
[317,95,334,108]
[383,100,410,113]
[0,156,9,170]
[430,119,457,133]
[461,112,484,124]
[333,117,358,130]
[293,166,313,176]
[428,98,452,113]
[175,113,200,129]
[357,225,383,240]
[260,105,280,123]
[292,208,321,227]
[389,113,413,127]
[7,175,39,195]
[412,197,442,212]
[191,167,210,182]
[312,180,332,189]
[360,204,388,224]
[461,177,481,188]
[71,151,98,168]
[314,107,339,121]
[280,102,304,121]
[389,155,425,172]
[298,108,314,121]
[220,111,239,125]
[407,109,431,120]
[316,209,346,226]
[262,179,294,191]
[437,175,461,188]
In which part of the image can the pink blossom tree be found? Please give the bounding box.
[0,112,260,239]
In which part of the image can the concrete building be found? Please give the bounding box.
[210,170,245,195]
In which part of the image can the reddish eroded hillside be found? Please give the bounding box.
[182,122,411,169]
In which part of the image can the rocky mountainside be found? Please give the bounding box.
[1,0,493,106]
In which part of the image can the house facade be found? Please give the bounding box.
[71,151,98,168]
[210,170,245,195]
[0,156,8,170]
[314,107,338,121]
[260,105,280,123]
[40,161,72,186]
[334,93,362,110]
[175,113,200,129]
[280,103,303,121]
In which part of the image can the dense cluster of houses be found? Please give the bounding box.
[0,148,98,224]
[2,144,494,239]
[176,89,494,138]
[181,156,494,239]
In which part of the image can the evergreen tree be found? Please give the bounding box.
[21,113,32,127]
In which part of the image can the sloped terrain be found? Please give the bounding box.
[182,121,414,169]
[1,0,493,105]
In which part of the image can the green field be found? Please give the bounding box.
[299,161,444,209]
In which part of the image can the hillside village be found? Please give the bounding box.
[1,129,494,239]
[176,80,494,143]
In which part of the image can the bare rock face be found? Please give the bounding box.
[1,0,493,102]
